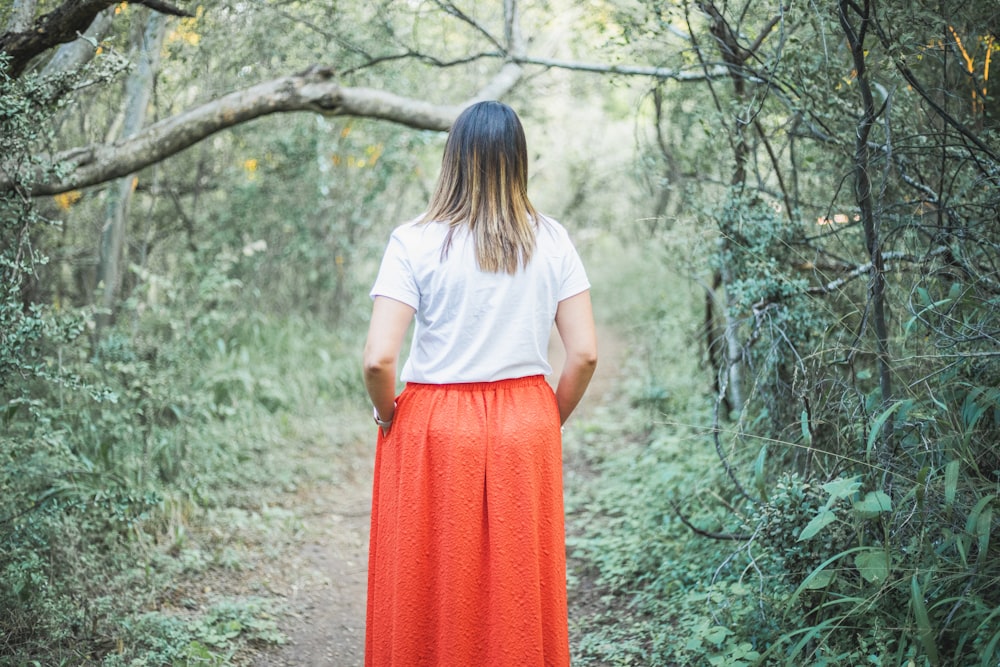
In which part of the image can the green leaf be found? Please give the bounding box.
[965,495,996,537]
[979,606,1000,666]
[947,281,963,301]
[783,546,870,613]
[982,629,1000,667]
[944,460,960,508]
[704,625,732,646]
[976,507,992,564]
[916,465,929,509]
[785,619,837,661]
[798,508,837,541]
[911,576,940,665]
[753,445,768,501]
[822,477,861,504]
[802,569,835,589]
[855,549,890,583]
[800,409,811,445]
[2,400,20,425]
[852,490,892,518]
[867,401,904,459]
[962,388,989,431]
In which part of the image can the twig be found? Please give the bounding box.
[671,500,751,541]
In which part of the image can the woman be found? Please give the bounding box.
[362,100,597,667]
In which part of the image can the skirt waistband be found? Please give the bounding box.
[404,375,548,392]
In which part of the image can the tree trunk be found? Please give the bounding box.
[96,11,166,330]
[692,0,764,416]
[40,8,114,77]
[4,0,37,33]
[838,0,895,474]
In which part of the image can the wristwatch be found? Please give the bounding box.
[373,403,395,429]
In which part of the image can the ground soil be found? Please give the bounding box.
[245,441,375,667]
[244,326,626,666]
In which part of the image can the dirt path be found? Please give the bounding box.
[248,325,626,666]
[248,437,374,667]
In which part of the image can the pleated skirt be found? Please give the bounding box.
[364,375,570,667]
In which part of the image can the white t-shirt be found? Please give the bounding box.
[370,216,591,384]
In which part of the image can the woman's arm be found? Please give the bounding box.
[363,296,416,432]
[554,290,598,425]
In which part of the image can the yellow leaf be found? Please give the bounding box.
[53,190,82,210]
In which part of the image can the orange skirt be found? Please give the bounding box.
[365,375,570,667]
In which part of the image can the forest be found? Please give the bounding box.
[2,0,998,665]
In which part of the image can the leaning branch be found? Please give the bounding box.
[804,248,947,297]
[748,246,952,315]
[1,64,522,196]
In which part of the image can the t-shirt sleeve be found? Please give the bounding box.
[558,230,591,301]
[370,229,420,309]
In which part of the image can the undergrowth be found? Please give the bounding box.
[1,260,369,665]
[566,237,1000,667]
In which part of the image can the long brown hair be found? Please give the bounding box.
[422,101,538,274]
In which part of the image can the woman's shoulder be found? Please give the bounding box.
[534,214,576,246]
[387,218,456,265]
[390,217,449,242]
[391,216,426,235]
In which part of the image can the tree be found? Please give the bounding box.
[95,9,166,327]
[610,0,1000,662]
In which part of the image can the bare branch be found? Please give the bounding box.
[838,0,894,466]
[802,247,948,297]
[746,12,783,56]
[470,62,522,101]
[432,0,505,53]
[672,500,751,541]
[341,50,503,77]
[748,247,956,312]
[512,55,728,80]
[345,49,727,82]
[503,0,527,56]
